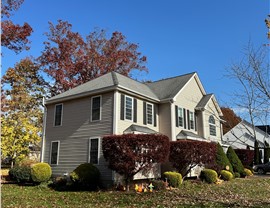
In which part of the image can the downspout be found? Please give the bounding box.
[40,97,47,162]
[170,99,176,141]
[112,90,118,183]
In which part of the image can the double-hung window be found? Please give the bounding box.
[146,103,153,125]
[189,112,194,129]
[50,141,60,165]
[54,104,63,126]
[125,96,133,121]
[178,107,184,127]
[91,96,101,121]
[209,115,216,136]
[89,138,99,164]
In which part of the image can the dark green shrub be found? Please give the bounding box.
[70,163,100,190]
[244,168,253,176]
[200,169,218,183]
[220,170,233,181]
[150,179,167,191]
[31,163,52,183]
[234,172,240,178]
[9,166,32,183]
[216,143,233,174]
[163,171,182,188]
[226,146,246,177]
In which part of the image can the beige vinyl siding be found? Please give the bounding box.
[158,103,172,140]
[117,93,159,134]
[174,77,204,135]
[202,99,222,142]
[44,92,114,184]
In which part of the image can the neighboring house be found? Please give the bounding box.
[256,125,270,135]
[222,120,270,160]
[41,72,223,186]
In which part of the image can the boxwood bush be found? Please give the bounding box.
[31,163,52,183]
[244,168,253,176]
[9,166,32,183]
[163,171,182,188]
[70,163,100,190]
[220,170,233,181]
[150,179,167,191]
[200,169,218,183]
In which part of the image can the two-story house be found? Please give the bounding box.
[41,71,223,186]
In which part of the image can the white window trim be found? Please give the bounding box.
[91,95,102,122]
[88,137,100,165]
[190,111,194,130]
[53,103,63,127]
[178,107,183,127]
[146,102,154,125]
[209,115,216,136]
[50,140,60,165]
[124,95,133,121]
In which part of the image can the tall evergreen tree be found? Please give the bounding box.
[226,146,245,177]
[264,141,270,164]
[254,140,260,165]
[215,143,233,174]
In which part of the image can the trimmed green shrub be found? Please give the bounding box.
[200,169,218,183]
[70,163,100,190]
[31,163,52,183]
[244,168,253,176]
[234,172,240,178]
[9,166,32,183]
[216,143,233,174]
[150,179,167,191]
[163,171,182,188]
[220,170,233,181]
[226,146,246,177]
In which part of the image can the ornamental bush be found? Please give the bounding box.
[244,168,253,176]
[150,179,167,191]
[220,170,233,181]
[226,146,246,177]
[216,143,233,174]
[163,171,182,188]
[31,163,52,183]
[9,165,32,183]
[169,140,217,177]
[70,163,100,190]
[200,169,218,183]
[234,149,254,167]
[234,172,240,178]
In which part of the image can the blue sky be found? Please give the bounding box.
[1,0,269,114]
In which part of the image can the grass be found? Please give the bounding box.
[2,177,270,208]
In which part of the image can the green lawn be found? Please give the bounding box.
[2,177,270,208]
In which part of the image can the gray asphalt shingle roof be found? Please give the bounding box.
[124,124,158,134]
[196,94,213,109]
[145,72,195,100]
[46,71,196,104]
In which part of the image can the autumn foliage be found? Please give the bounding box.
[1,0,33,53]
[39,20,147,95]
[234,149,254,168]
[169,140,217,177]
[221,107,241,134]
[102,134,170,190]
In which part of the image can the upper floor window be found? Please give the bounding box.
[54,104,63,126]
[189,112,194,129]
[146,103,153,125]
[50,141,60,165]
[209,115,216,136]
[125,96,133,121]
[178,107,184,127]
[91,96,101,121]
[89,138,99,164]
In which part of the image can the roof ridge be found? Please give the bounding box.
[150,71,196,83]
